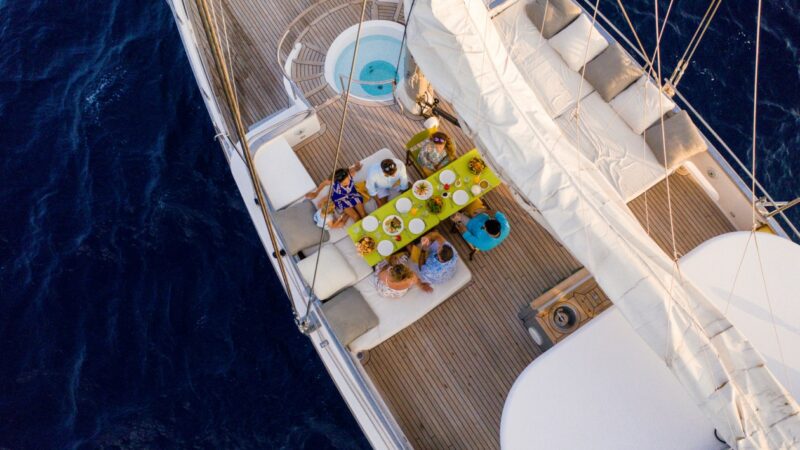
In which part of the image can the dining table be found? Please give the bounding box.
[347,148,502,266]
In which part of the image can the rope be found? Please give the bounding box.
[751,0,762,229]
[395,0,418,83]
[307,0,369,305]
[192,0,298,315]
[668,0,723,88]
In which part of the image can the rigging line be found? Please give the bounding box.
[652,0,679,262]
[753,233,795,398]
[308,0,369,304]
[192,0,297,310]
[395,0,417,84]
[669,0,723,88]
[572,0,602,276]
[751,0,762,230]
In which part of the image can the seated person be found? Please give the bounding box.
[305,180,350,230]
[375,253,432,298]
[417,231,458,284]
[366,158,408,207]
[416,131,456,176]
[452,210,510,252]
[330,162,367,221]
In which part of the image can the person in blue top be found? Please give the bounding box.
[452,210,510,252]
[417,231,458,285]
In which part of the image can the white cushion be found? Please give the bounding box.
[253,136,316,210]
[610,76,676,134]
[348,258,472,353]
[548,14,609,72]
[334,238,374,281]
[494,1,594,117]
[556,92,665,201]
[297,245,357,300]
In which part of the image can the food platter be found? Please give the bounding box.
[383,215,404,236]
[412,180,433,200]
[356,236,376,255]
[395,197,412,213]
[362,215,379,232]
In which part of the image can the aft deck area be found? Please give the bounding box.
[183,1,738,448]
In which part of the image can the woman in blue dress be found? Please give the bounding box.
[331,162,366,221]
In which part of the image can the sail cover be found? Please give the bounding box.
[405,1,800,448]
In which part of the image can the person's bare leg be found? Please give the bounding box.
[343,207,360,222]
[354,202,366,218]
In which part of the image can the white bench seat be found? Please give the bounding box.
[253,136,316,210]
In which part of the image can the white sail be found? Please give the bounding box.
[405,0,800,447]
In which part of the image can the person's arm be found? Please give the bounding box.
[365,168,379,196]
[305,179,331,199]
[462,229,482,249]
[413,273,433,293]
[397,164,409,190]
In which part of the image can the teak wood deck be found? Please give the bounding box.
[183,2,737,448]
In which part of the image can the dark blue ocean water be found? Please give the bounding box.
[0,0,796,449]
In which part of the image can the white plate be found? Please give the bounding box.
[439,169,456,184]
[395,197,412,213]
[362,216,379,232]
[382,215,404,236]
[412,180,433,200]
[377,240,394,256]
[452,189,469,206]
[408,218,425,235]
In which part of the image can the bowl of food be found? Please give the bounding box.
[356,236,376,256]
[412,180,433,200]
[382,215,404,236]
[427,196,444,214]
[467,157,486,175]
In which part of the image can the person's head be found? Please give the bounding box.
[485,219,501,237]
[431,131,449,151]
[334,168,350,185]
[437,244,455,263]
[388,263,413,282]
[380,159,397,177]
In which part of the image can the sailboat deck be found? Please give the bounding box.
[182,1,738,448]
[294,100,735,449]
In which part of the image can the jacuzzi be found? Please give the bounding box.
[324,20,406,103]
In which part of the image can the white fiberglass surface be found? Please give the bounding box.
[326,22,405,102]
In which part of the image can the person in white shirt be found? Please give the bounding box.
[365,158,408,206]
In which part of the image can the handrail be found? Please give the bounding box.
[577,0,799,240]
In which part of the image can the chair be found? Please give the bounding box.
[404,127,434,177]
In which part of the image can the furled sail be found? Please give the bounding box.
[404,0,800,447]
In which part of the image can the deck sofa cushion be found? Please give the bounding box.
[582,44,643,102]
[548,14,609,72]
[526,0,581,39]
[645,110,708,170]
[348,257,472,353]
[275,200,329,255]
[494,1,594,117]
[297,244,357,300]
[322,287,378,346]
[556,92,664,202]
[252,136,316,210]
[334,237,374,281]
[609,76,676,134]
